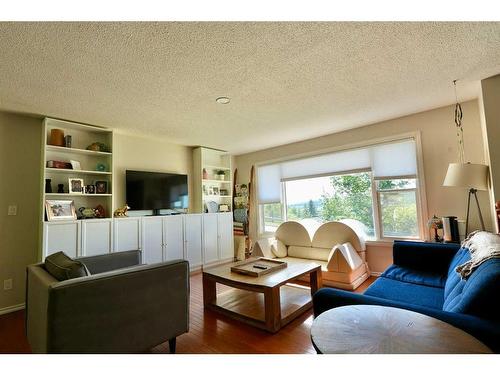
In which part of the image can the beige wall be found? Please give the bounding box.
[112,132,194,212]
[234,100,493,273]
[0,112,42,311]
[479,74,500,233]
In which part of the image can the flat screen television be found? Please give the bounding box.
[126,170,188,214]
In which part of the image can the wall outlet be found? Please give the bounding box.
[8,205,17,216]
[3,279,13,290]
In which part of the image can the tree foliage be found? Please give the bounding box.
[320,173,374,235]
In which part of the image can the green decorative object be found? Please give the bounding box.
[78,207,96,219]
[96,163,106,172]
[86,142,109,152]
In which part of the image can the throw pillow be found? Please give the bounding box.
[44,251,90,281]
[271,239,287,258]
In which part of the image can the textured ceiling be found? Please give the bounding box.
[0,22,499,154]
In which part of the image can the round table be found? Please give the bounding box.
[311,305,492,354]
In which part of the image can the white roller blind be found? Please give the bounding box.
[371,139,417,179]
[257,163,282,204]
[280,148,371,180]
[256,138,417,203]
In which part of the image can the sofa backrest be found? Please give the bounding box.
[275,220,366,261]
[288,245,331,261]
[443,247,500,320]
[275,221,312,247]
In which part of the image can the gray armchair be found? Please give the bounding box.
[26,250,189,353]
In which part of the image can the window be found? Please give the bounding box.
[261,203,284,233]
[376,179,419,238]
[284,172,375,238]
[256,137,423,240]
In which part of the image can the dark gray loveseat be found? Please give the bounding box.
[26,250,189,353]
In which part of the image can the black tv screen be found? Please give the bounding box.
[126,170,188,211]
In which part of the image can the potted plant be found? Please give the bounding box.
[216,170,226,181]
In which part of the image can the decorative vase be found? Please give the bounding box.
[202,168,208,180]
[45,179,52,193]
[49,129,65,146]
[57,184,64,193]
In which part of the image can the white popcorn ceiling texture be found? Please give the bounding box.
[0,22,499,154]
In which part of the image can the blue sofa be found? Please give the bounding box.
[313,240,500,352]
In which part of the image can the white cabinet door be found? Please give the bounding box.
[218,212,234,260]
[142,217,164,264]
[113,217,141,252]
[81,219,113,257]
[202,214,219,264]
[163,215,184,261]
[43,221,80,259]
[183,214,203,269]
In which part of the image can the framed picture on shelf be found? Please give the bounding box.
[68,178,84,194]
[95,180,108,194]
[45,200,77,221]
[213,187,219,195]
[220,188,228,196]
[208,186,214,195]
[85,184,96,194]
[219,204,229,212]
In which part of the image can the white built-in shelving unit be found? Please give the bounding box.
[193,147,233,213]
[41,117,114,220]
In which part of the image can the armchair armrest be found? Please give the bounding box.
[392,240,460,274]
[313,288,499,353]
[45,260,189,353]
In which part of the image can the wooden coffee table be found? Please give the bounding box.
[202,259,322,333]
[311,305,493,354]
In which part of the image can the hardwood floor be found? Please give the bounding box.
[0,274,375,354]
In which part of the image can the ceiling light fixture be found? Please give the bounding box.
[216,97,230,104]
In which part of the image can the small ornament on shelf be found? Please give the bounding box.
[95,204,106,218]
[202,168,208,180]
[45,179,52,193]
[57,184,65,193]
[96,163,106,172]
[216,170,226,180]
[86,142,109,152]
[427,215,443,242]
[114,205,130,217]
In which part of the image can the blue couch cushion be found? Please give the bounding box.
[443,256,500,320]
[364,276,444,309]
[382,264,447,288]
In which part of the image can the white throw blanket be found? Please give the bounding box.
[457,231,500,279]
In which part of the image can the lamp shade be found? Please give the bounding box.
[443,163,489,190]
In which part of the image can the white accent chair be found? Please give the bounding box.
[253,221,370,290]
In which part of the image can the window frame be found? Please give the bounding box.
[374,177,421,240]
[256,132,428,241]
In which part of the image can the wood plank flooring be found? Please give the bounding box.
[0,274,374,354]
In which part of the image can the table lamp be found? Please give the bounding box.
[443,162,489,235]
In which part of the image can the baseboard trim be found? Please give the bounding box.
[0,303,25,316]
[370,272,382,277]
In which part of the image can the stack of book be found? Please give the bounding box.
[233,222,245,236]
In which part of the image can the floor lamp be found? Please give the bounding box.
[443,162,489,235]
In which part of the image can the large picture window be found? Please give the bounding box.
[257,136,424,241]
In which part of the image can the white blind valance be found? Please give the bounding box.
[257,138,417,203]
[280,148,371,181]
